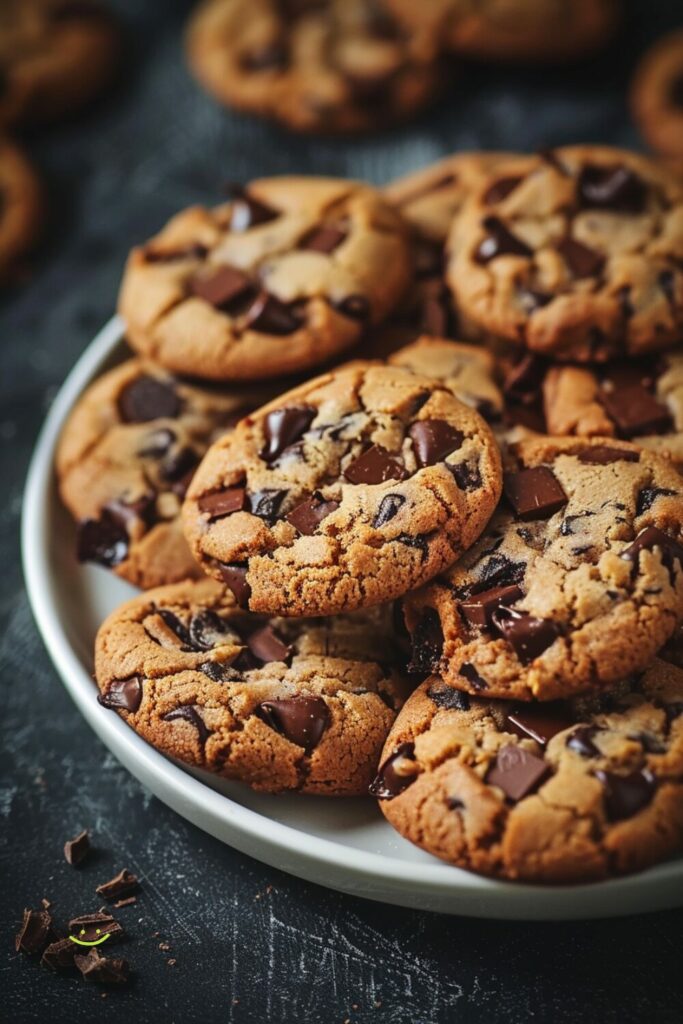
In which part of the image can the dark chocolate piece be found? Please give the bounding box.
[504,466,568,521]
[409,420,464,467]
[257,697,330,751]
[260,406,316,462]
[64,829,91,867]
[491,607,560,664]
[118,375,180,423]
[286,492,339,535]
[486,744,550,802]
[369,743,418,799]
[98,676,143,714]
[595,769,657,821]
[344,445,406,485]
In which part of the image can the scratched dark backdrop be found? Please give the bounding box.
[2,1,683,1021]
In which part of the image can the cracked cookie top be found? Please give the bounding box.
[404,435,683,701]
[372,661,683,883]
[95,578,411,795]
[57,359,273,590]
[446,146,683,361]
[185,0,442,135]
[118,177,412,381]
[183,363,502,617]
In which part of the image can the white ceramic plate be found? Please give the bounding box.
[22,316,683,920]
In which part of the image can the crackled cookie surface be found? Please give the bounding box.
[119,177,412,381]
[373,662,683,882]
[0,140,42,282]
[0,0,118,126]
[631,29,683,160]
[185,0,441,134]
[95,578,411,795]
[57,359,272,589]
[447,146,683,361]
[404,436,683,701]
[183,363,502,616]
[543,352,683,469]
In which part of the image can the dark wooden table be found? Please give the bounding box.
[3,2,683,1021]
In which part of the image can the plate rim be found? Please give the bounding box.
[21,315,683,920]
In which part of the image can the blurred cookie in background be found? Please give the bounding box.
[631,29,683,160]
[0,138,42,283]
[185,0,444,134]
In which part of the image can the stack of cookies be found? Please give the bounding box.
[57,146,683,885]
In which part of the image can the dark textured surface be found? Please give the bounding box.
[2,2,683,1021]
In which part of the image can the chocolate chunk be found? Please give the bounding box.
[69,912,123,944]
[64,829,90,867]
[98,676,143,714]
[373,493,405,528]
[96,869,139,902]
[217,562,251,607]
[300,225,347,253]
[15,908,52,954]
[240,42,288,71]
[566,725,601,758]
[504,466,568,521]
[247,624,292,663]
[427,684,470,711]
[595,769,657,821]
[159,445,198,484]
[41,938,77,972]
[578,446,640,465]
[577,164,647,213]
[447,461,483,492]
[369,743,418,799]
[459,662,488,690]
[504,402,546,433]
[344,445,406,485]
[334,294,370,321]
[74,948,130,986]
[118,375,180,423]
[191,266,253,310]
[409,420,464,467]
[77,513,129,568]
[486,744,550,802]
[408,608,443,675]
[475,216,532,263]
[622,526,683,578]
[483,176,523,204]
[257,697,330,751]
[200,660,240,683]
[460,584,523,628]
[636,487,677,516]
[476,554,527,591]
[491,607,560,664]
[189,610,238,651]
[600,383,672,437]
[198,486,247,520]
[162,705,212,746]
[229,192,279,231]
[506,704,572,746]
[556,236,604,279]
[286,492,339,534]
[261,406,316,462]
[157,608,193,648]
[244,291,302,334]
[503,353,545,403]
[248,488,288,525]
[396,532,430,562]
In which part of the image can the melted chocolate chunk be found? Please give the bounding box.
[566,725,601,758]
[600,383,672,437]
[409,420,464,467]
[373,493,405,528]
[257,697,329,751]
[475,554,527,591]
[505,704,571,746]
[556,236,605,279]
[486,745,550,802]
[427,684,470,711]
[475,216,532,263]
[621,526,683,578]
[395,532,430,562]
[334,294,370,321]
[578,446,639,465]
[344,445,406,485]
[244,291,302,334]
[64,829,91,867]
[595,768,657,821]
[247,624,292,663]
[191,266,254,310]
[229,191,279,231]
[261,406,316,462]
[504,466,568,521]
[577,164,648,213]
[200,660,240,683]
[249,489,288,525]
[447,461,483,492]
[189,610,238,651]
[162,705,212,746]
[460,584,523,628]
[157,608,193,648]
[459,662,488,690]
[369,742,418,799]
[77,514,129,568]
[484,176,523,204]
[287,492,339,534]
[118,375,180,423]
[636,487,677,516]
[217,562,251,607]
[159,446,199,484]
[300,225,347,253]
[98,676,143,713]
[491,607,560,664]
[198,486,247,520]
[407,607,443,675]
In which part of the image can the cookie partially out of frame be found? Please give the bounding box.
[631,29,683,160]
[0,139,42,282]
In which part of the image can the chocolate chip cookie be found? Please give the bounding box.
[0,0,119,127]
[57,359,272,590]
[385,0,617,63]
[543,352,683,470]
[404,436,683,701]
[373,660,683,882]
[447,146,683,361]
[119,177,412,381]
[631,29,683,160]
[0,139,42,282]
[95,578,411,795]
[183,363,503,616]
[185,0,442,135]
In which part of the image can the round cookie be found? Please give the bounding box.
[631,29,683,160]
[95,578,411,795]
[183,363,503,617]
[446,146,683,361]
[372,662,683,883]
[543,352,683,470]
[403,435,683,702]
[385,0,617,63]
[0,139,42,282]
[185,0,442,135]
[57,359,273,590]
[0,0,119,127]
[118,177,412,381]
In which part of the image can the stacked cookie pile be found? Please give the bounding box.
[58,147,683,885]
